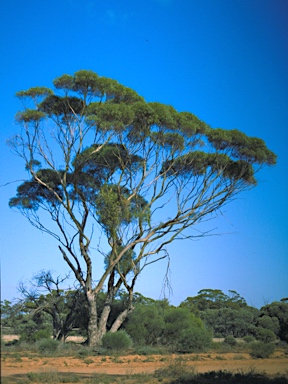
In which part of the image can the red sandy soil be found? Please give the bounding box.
[2,336,288,378]
[2,352,288,377]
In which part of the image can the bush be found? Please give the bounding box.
[102,330,132,351]
[36,338,59,354]
[250,341,275,359]
[125,304,165,345]
[224,335,237,346]
[254,328,276,343]
[243,335,255,343]
[34,329,51,341]
[177,327,212,353]
[155,358,197,380]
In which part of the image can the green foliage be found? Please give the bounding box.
[36,338,59,354]
[26,371,80,383]
[34,329,51,341]
[224,335,237,346]
[259,302,288,342]
[181,290,258,339]
[255,314,280,334]
[11,271,88,342]
[167,370,288,384]
[181,289,248,311]
[201,307,255,338]
[243,335,255,343]
[19,319,47,343]
[254,327,277,343]
[250,341,275,359]
[125,303,165,345]
[207,128,277,165]
[102,330,132,351]
[162,307,211,352]
[176,326,212,353]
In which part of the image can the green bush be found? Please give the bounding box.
[254,328,276,343]
[155,358,197,380]
[34,329,51,341]
[102,330,132,351]
[77,347,92,359]
[177,326,212,352]
[125,304,165,346]
[224,335,237,346]
[37,338,59,354]
[250,341,275,359]
[243,335,255,343]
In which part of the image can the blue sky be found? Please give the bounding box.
[1,0,287,308]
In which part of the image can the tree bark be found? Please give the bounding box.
[86,290,101,347]
[110,308,131,333]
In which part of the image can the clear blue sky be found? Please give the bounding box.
[1,0,287,308]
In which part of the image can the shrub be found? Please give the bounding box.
[224,335,237,346]
[37,338,59,354]
[254,328,276,343]
[26,371,80,382]
[177,326,212,352]
[243,335,255,343]
[77,347,91,359]
[155,358,197,380]
[250,341,275,359]
[102,330,132,351]
[125,304,165,345]
[34,329,51,341]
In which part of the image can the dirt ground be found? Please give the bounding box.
[2,336,288,379]
[2,352,288,378]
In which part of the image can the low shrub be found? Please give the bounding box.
[224,335,237,346]
[167,370,288,384]
[34,329,51,341]
[177,327,212,353]
[77,347,93,359]
[250,341,275,359]
[36,338,59,354]
[26,371,80,382]
[243,335,255,343]
[254,328,277,343]
[155,358,197,380]
[102,330,132,351]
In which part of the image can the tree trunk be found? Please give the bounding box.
[86,290,101,347]
[110,306,134,333]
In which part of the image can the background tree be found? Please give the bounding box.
[180,289,258,337]
[258,301,288,342]
[180,289,248,312]
[8,70,276,347]
[18,271,87,341]
[1,299,51,343]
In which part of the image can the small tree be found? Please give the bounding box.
[18,271,87,341]
[8,70,276,347]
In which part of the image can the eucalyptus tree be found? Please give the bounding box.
[8,70,276,347]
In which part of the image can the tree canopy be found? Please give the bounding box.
[8,70,276,346]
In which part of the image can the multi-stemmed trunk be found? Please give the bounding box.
[85,288,133,347]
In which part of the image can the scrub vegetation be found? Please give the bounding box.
[2,287,287,355]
